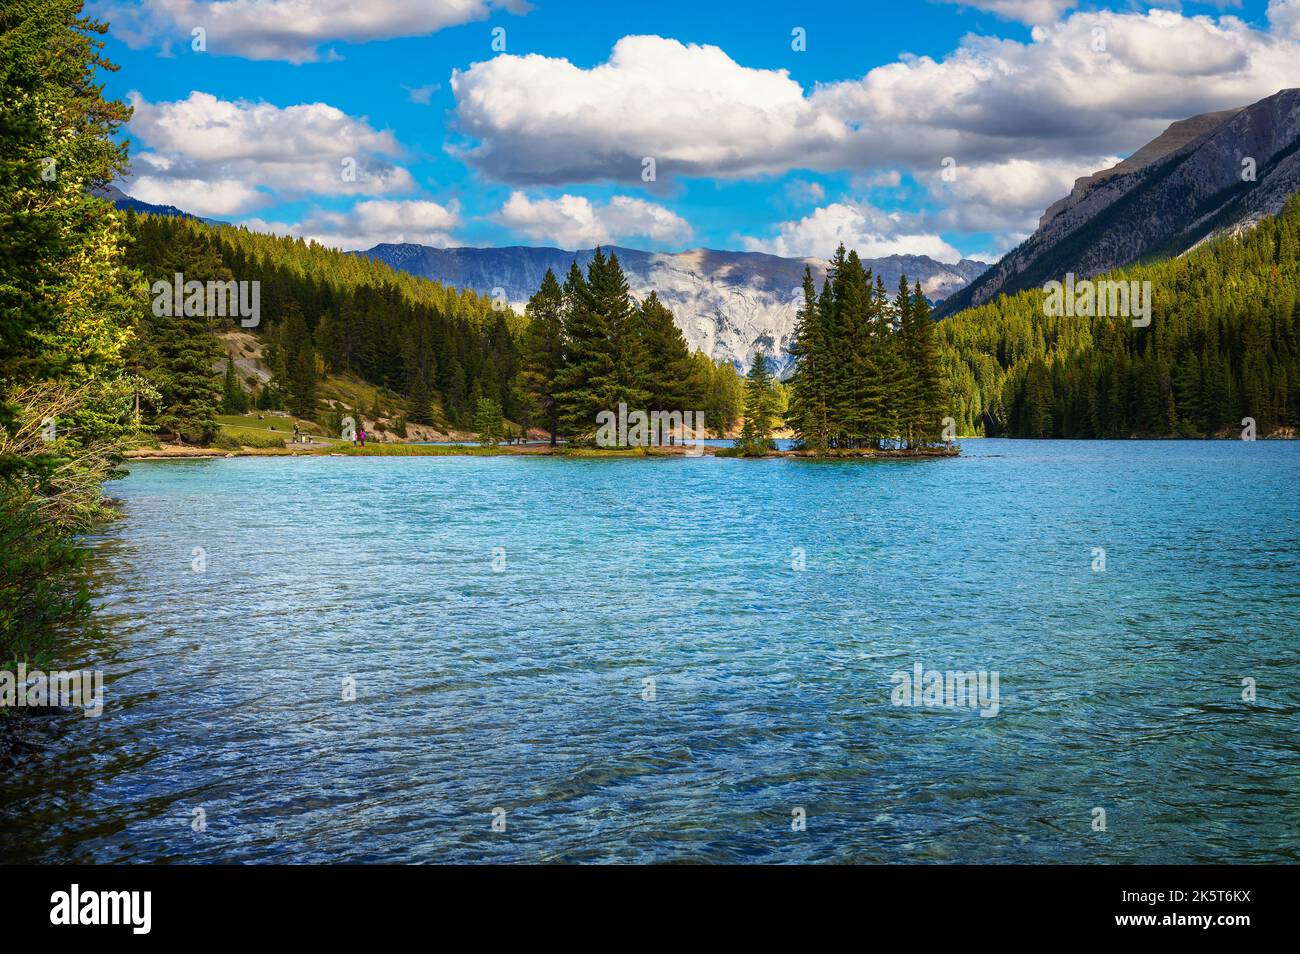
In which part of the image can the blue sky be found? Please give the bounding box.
[93,0,1298,261]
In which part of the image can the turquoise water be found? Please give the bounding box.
[2,440,1297,863]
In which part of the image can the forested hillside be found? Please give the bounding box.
[940,196,1300,438]
[124,213,749,444]
[124,212,521,439]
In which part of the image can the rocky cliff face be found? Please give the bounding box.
[1037,108,1245,230]
[938,88,1300,317]
[358,244,988,369]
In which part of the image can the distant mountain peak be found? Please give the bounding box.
[356,243,989,369]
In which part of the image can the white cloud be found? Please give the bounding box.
[1268,0,1300,40]
[452,35,845,184]
[124,91,413,217]
[129,177,264,217]
[495,192,693,248]
[938,0,1078,26]
[855,170,903,189]
[243,199,461,251]
[925,156,1119,233]
[403,83,440,105]
[96,0,524,64]
[743,202,964,263]
[451,13,1300,189]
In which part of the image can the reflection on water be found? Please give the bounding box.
[2,440,1298,863]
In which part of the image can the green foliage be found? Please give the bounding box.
[788,247,949,450]
[941,196,1300,437]
[553,254,621,443]
[520,268,565,444]
[692,352,744,437]
[123,212,223,443]
[472,397,506,445]
[639,290,695,411]
[738,352,778,454]
[123,212,516,437]
[0,1,134,464]
[0,2,137,661]
[516,253,742,446]
[0,487,89,666]
[407,370,435,425]
[221,356,249,414]
[289,342,318,419]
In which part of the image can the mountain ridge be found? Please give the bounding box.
[938,87,1300,317]
[356,242,989,369]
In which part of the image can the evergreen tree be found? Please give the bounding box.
[898,279,945,447]
[738,352,777,455]
[0,0,135,473]
[520,268,565,445]
[124,216,226,443]
[289,344,317,419]
[639,290,694,413]
[221,356,248,414]
[472,396,504,445]
[688,351,743,437]
[603,251,650,414]
[873,274,907,446]
[1,1,138,656]
[554,253,618,444]
[787,252,946,451]
[407,370,435,425]
[786,267,828,449]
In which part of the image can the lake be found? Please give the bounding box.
[2,439,1297,863]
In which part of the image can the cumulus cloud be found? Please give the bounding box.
[95,0,525,64]
[938,0,1078,26]
[743,202,964,263]
[451,13,1300,188]
[494,192,693,248]
[243,199,461,251]
[124,91,414,217]
[451,35,845,184]
[924,156,1119,233]
[1268,0,1300,40]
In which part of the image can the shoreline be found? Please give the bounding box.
[121,432,1296,462]
[122,443,965,461]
